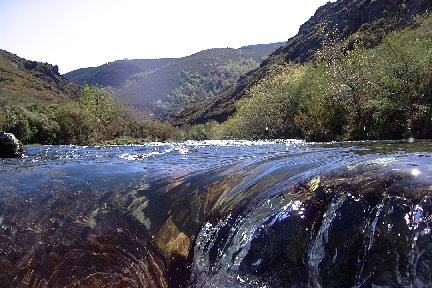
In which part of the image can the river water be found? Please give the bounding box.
[0,140,431,287]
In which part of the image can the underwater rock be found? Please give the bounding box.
[0,132,25,158]
[1,141,432,287]
[190,159,432,287]
[0,209,168,287]
[155,216,190,260]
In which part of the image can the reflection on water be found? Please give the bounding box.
[0,140,431,287]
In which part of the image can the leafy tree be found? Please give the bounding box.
[294,62,346,141]
[80,85,115,121]
[79,84,131,141]
[4,107,33,142]
[217,64,305,139]
[55,104,96,145]
[186,121,219,140]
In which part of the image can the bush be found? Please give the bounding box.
[185,121,219,140]
[55,104,96,145]
[3,106,60,144]
[217,64,305,139]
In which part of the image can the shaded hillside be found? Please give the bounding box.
[65,43,283,115]
[0,49,79,106]
[172,0,432,125]
[65,58,174,88]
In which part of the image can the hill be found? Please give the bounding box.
[0,49,79,107]
[64,58,174,89]
[0,50,182,145]
[172,0,432,126]
[64,43,284,115]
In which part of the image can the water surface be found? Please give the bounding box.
[1,140,431,287]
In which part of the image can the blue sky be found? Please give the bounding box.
[0,0,332,73]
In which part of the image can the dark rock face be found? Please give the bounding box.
[239,193,429,287]
[283,0,432,63]
[0,132,25,158]
[174,0,432,125]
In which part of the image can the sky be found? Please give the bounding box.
[0,0,332,74]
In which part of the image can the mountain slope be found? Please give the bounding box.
[65,58,174,89]
[0,49,79,106]
[210,14,432,141]
[0,50,183,145]
[172,0,432,125]
[64,43,284,115]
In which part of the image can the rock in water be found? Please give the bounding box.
[0,132,25,158]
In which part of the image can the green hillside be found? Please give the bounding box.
[189,14,432,141]
[0,50,181,145]
[0,49,79,106]
[65,43,283,115]
[4,0,432,143]
[173,0,432,126]
[65,58,174,89]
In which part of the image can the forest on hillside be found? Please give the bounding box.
[65,45,282,116]
[191,15,432,141]
[155,59,260,113]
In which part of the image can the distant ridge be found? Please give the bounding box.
[240,42,286,49]
[65,42,284,115]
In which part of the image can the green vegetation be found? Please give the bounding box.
[212,15,432,141]
[157,59,260,112]
[174,1,432,127]
[0,49,184,144]
[65,44,283,114]
[0,85,183,144]
[4,9,431,143]
[184,121,220,141]
[0,50,78,106]
[216,65,305,139]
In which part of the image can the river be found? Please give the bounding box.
[0,140,431,287]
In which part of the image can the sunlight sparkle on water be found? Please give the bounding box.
[411,168,421,176]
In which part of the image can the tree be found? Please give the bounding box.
[79,84,117,140]
[217,64,306,139]
[3,106,60,144]
[55,104,96,144]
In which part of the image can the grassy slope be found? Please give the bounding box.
[0,49,78,107]
[0,50,184,144]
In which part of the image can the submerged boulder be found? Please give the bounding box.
[0,132,25,158]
